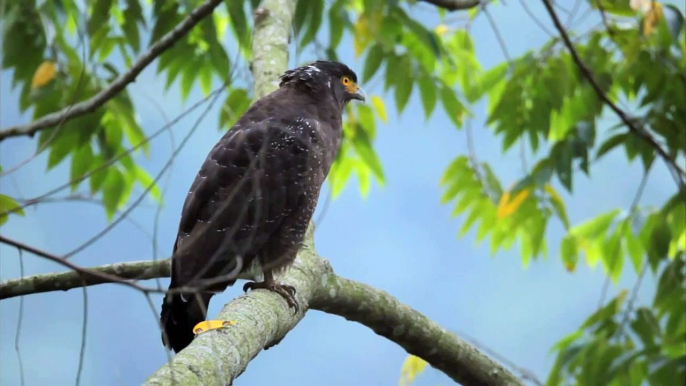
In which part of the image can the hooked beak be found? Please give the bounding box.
[351,86,366,102]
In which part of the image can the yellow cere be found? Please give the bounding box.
[193,320,236,335]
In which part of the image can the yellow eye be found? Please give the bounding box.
[341,76,351,85]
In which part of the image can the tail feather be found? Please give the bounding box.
[160,287,213,353]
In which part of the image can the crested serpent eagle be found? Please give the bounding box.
[160,60,366,353]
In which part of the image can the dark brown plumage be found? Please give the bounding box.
[160,60,365,353]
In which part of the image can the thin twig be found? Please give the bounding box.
[75,284,88,386]
[517,0,555,37]
[0,0,224,142]
[14,248,26,386]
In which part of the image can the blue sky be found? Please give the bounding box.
[0,2,682,385]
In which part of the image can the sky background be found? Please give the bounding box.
[0,1,682,385]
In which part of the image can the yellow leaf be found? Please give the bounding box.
[496,188,530,219]
[371,96,388,123]
[193,320,236,335]
[641,1,663,36]
[434,24,449,36]
[31,61,57,89]
[399,355,428,386]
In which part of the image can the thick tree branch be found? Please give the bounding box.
[313,275,521,386]
[250,0,297,99]
[540,0,686,186]
[419,0,482,11]
[0,0,224,142]
[143,223,521,385]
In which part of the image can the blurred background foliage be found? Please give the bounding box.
[0,0,684,384]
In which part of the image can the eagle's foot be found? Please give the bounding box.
[243,280,299,314]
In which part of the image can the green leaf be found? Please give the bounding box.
[300,0,323,47]
[209,41,231,81]
[328,0,348,49]
[596,132,628,160]
[47,128,81,170]
[351,125,384,182]
[631,307,661,348]
[663,5,685,43]
[330,156,353,198]
[554,141,573,192]
[0,194,25,226]
[122,0,143,52]
[648,358,685,386]
[226,0,251,52]
[357,104,375,137]
[602,227,624,283]
[181,64,197,101]
[468,62,507,103]
[418,72,436,119]
[89,156,108,194]
[135,166,162,202]
[363,44,384,83]
[440,85,464,128]
[624,224,644,273]
[561,235,579,272]
[545,184,570,229]
[480,163,503,201]
[571,209,620,239]
[102,168,125,220]
[88,0,113,35]
[70,145,94,192]
[652,217,672,261]
[199,64,213,96]
[582,290,627,329]
[219,88,251,129]
[371,96,388,124]
[97,37,118,62]
[394,57,414,113]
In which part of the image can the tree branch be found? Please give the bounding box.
[540,0,686,186]
[0,259,169,300]
[419,0,482,11]
[143,222,522,385]
[0,0,224,142]
[312,275,522,386]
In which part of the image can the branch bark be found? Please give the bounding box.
[0,0,224,142]
[0,259,170,299]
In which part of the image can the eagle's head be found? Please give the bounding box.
[279,60,366,105]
